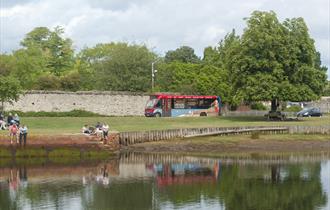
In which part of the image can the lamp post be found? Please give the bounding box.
[151,59,160,91]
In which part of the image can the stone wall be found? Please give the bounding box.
[306,97,330,113]
[4,91,150,116]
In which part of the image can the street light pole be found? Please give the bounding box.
[151,62,155,91]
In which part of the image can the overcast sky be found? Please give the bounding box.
[0,0,329,77]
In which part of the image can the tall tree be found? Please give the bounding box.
[165,46,200,63]
[20,26,74,77]
[231,11,327,110]
[0,76,22,111]
[78,42,157,91]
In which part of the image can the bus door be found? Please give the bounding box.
[162,98,172,117]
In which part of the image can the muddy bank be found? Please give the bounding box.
[0,133,120,151]
[126,135,330,154]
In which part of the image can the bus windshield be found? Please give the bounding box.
[145,99,158,108]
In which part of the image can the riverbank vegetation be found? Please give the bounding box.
[128,133,330,155]
[0,146,113,159]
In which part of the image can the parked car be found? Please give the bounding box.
[296,108,322,117]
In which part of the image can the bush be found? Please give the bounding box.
[5,109,104,117]
[284,106,302,112]
[251,131,260,139]
[35,74,61,90]
[60,72,81,91]
[251,102,267,110]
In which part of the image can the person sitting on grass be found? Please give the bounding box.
[95,126,104,140]
[82,125,91,134]
[9,124,18,144]
[7,113,13,126]
[13,113,20,126]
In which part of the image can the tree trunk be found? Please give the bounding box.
[271,99,278,112]
[0,100,3,113]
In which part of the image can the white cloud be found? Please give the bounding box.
[0,0,329,77]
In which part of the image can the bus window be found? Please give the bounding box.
[198,99,214,109]
[155,99,162,108]
[173,99,185,109]
[186,98,199,109]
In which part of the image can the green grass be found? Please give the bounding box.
[15,148,48,158]
[187,134,330,143]
[0,115,327,135]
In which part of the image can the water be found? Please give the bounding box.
[0,153,329,210]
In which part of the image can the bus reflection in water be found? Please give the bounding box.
[145,94,221,117]
[145,162,221,187]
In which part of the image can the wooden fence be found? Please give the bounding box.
[118,125,330,146]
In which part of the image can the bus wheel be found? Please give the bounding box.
[154,113,161,117]
[200,112,207,117]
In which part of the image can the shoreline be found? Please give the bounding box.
[1,129,329,158]
[126,134,330,154]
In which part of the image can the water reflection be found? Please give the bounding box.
[0,153,329,210]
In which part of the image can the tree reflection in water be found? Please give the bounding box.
[0,155,328,210]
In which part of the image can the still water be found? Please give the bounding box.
[0,153,329,210]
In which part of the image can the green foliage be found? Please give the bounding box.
[165,46,200,63]
[0,76,22,110]
[230,11,327,107]
[35,74,61,90]
[250,102,267,110]
[6,109,104,117]
[0,148,12,157]
[251,131,260,139]
[15,148,47,158]
[156,62,230,102]
[0,12,327,107]
[60,71,81,91]
[78,42,157,91]
[0,54,16,76]
[323,81,330,96]
[21,26,74,76]
[48,148,81,158]
[284,106,302,112]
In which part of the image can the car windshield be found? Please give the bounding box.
[145,99,158,108]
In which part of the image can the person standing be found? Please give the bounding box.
[102,123,109,142]
[0,113,6,130]
[19,125,28,147]
[9,124,18,144]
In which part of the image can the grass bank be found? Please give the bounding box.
[0,146,114,159]
[128,133,330,154]
[0,115,328,135]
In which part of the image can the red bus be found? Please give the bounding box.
[144,94,221,117]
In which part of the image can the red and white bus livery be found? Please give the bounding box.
[144,94,221,117]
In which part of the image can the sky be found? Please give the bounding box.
[0,0,329,78]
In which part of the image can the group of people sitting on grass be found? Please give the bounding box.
[0,112,28,146]
[82,122,109,141]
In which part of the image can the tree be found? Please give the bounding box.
[230,11,327,111]
[165,46,200,63]
[156,62,230,101]
[20,26,74,77]
[203,30,241,106]
[78,42,157,91]
[0,54,16,76]
[0,76,22,111]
